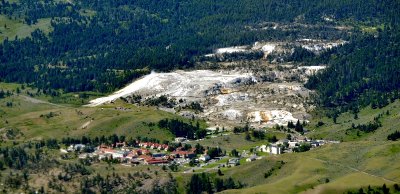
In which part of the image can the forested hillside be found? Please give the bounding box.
[305,27,400,112]
[0,0,399,94]
[2,1,400,193]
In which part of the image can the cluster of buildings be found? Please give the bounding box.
[63,141,206,166]
[239,137,340,164]
[138,142,169,151]
[95,142,171,165]
[60,134,341,170]
[255,137,340,155]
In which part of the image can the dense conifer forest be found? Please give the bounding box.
[305,27,400,112]
[0,0,399,95]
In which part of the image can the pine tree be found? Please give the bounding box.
[295,120,303,133]
[245,132,251,141]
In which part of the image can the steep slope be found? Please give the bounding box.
[306,28,400,111]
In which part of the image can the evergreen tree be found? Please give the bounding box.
[295,120,303,133]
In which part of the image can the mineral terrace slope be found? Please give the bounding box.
[87,65,325,128]
[88,70,254,107]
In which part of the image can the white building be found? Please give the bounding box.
[246,155,258,162]
[174,137,187,143]
[112,150,127,159]
[67,144,86,152]
[276,139,289,146]
[228,158,240,166]
[199,154,211,162]
[267,145,282,154]
[288,141,298,148]
[260,145,282,154]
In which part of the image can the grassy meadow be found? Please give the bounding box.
[218,100,400,193]
[1,82,399,193]
[0,82,205,142]
[0,15,53,42]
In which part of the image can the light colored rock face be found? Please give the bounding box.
[88,40,333,128]
[297,39,348,54]
[214,92,250,107]
[88,70,254,106]
[88,64,321,128]
[205,39,345,59]
[221,109,243,121]
[297,66,327,76]
[215,46,249,54]
[301,42,345,53]
[261,44,276,54]
[247,110,298,126]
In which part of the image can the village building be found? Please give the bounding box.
[296,136,307,142]
[124,152,137,160]
[174,137,187,143]
[259,144,282,154]
[288,141,298,148]
[158,144,169,151]
[246,155,258,162]
[138,155,169,165]
[152,153,166,158]
[115,142,126,147]
[97,146,129,159]
[99,153,112,160]
[139,142,152,148]
[138,142,169,151]
[145,158,169,165]
[276,139,289,145]
[171,148,196,159]
[139,148,150,155]
[199,154,211,162]
[67,144,86,152]
[310,141,320,147]
[228,158,240,166]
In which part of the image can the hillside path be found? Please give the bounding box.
[20,95,65,108]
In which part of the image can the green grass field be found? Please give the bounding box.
[221,140,399,194]
[308,100,400,142]
[1,81,399,193]
[0,15,52,42]
[0,83,205,142]
[217,100,400,194]
[189,131,286,151]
